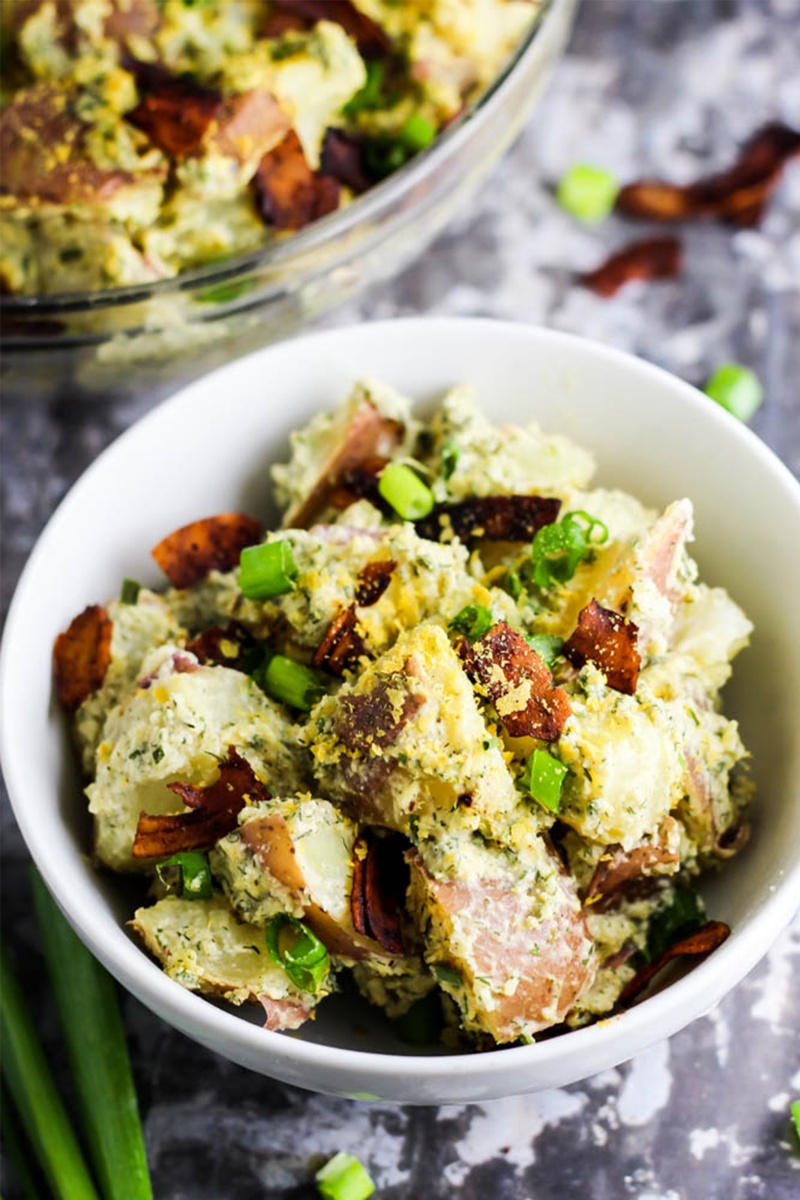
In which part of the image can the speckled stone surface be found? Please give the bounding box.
[2,2,799,1198]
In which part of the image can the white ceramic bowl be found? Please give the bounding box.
[3,319,800,1104]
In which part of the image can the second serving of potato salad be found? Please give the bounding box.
[1,0,541,295]
[54,381,752,1048]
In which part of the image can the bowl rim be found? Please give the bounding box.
[0,0,562,316]
[3,316,800,1094]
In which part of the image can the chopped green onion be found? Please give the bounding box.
[791,1099,800,1141]
[378,463,435,520]
[315,1151,375,1200]
[343,60,385,118]
[440,440,459,481]
[556,163,620,223]
[531,510,608,590]
[120,578,141,604]
[398,113,437,152]
[239,540,298,600]
[431,963,462,988]
[260,654,325,711]
[197,278,250,305]
[449,604,494,643]
[267,914,330,993]
[0,941,101,1200]
[393,993,442,1045]
[31,872,153,1200]
[521,750,568,813]
[704,363,763,422]
[157,851,213,900]
[505,566,523,600]
[526,634,564,668]
[645,888,705,962]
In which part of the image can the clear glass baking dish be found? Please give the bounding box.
[0,0,576,404]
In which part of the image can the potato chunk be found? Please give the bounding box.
[131,894,329,1025]
[308,623,521,840]
[87,647,308,871]
[407,834,595,1043]
[212,796,385,960]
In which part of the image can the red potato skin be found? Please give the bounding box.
[0,84,164,207]
[408,851,595,1040]
[283,398,404,527]
[584,823,681,911]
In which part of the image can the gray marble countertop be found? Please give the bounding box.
[2,2,799,1198]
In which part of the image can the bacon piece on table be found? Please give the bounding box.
[616,122,800,228]
[580,236,682,297]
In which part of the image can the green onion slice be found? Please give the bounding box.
[531,510,608,590]
[267,915,330,994]
[704,363,763,422]
[398,113,437,152]
[526,634,564,668]
[343,60,385,118]
[120,578,141,605]
[157,851,213,900]
[315,1151,376,1200]
[556,163,620,223]
[440,440,459,481]
[431,963,463,988]
[791,1099,800,1141]
[448,604,494,643]
[521,750,569,813]
[378,463,435,520]
[239,540,298,600]
[259,654,325,711]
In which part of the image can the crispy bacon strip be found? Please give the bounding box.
[284,400,403,528]
[254,128,340,230]
[616,122,800,228]
[312,605,365,675]
[355,559,396,606]
[618,920,730,1007]
[132,747,269,857]
[585,825,681,911]
[127,73,222,157]
[53,605,113,712]
[273,0,391,56]
[580,236,682,297]
[350,834,407,955]
[460,621,571,741]
[417,495,561,544]
[564,599,641,695]
[151,513,263,589]
[321,128,372,194]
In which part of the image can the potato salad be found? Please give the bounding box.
[54,381,752,1047]
[0,0,541,295]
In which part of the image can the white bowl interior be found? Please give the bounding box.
[3,318,800,1103]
